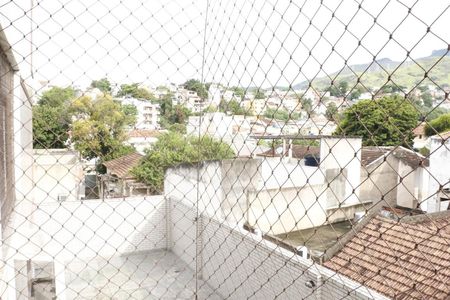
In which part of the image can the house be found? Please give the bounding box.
[101,152,152,198]
[33,149,85,203]
[126,129,161,154]
[324,210,450,299]
[412,122,429,149]
[359,146,429,210]
[176,88,206,112]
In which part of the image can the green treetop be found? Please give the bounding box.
[335,95,419,146]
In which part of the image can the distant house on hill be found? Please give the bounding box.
[126,129,161,154]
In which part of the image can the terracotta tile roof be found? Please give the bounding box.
[103,152,143,179]
[257,145,320,159]
[360,147,389,166]
[128,129,161,138]
[324,214,450,300]
[413,123,426,136]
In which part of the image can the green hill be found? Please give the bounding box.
[294,50,450,91]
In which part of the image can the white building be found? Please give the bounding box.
[120,97,160,130]
[208,83,222,107]
[176,88,206,113]
[126,129,161,154]
[33,149,85,203]
[424,131,450,212]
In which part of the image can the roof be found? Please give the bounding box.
[412,123,426,136]
[324,213,450,300]
[361,147,389,166]
[103,152,143,179]
[257,145,320,159]
[362,146,429,168]
[432,130,450,141]
[128,129,161,138]
[390,147,429,168]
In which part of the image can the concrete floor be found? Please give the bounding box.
[62,250,222,299]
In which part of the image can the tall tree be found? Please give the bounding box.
[117,83,154,100]
[90,78,112,93]
[335,95,419,146]
[70,95,133,161]
[325,102,339,121]
[33,86,76,148]
[254,89,265,99]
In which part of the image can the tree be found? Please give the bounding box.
[33,86,76,148]
[325,102,339,121]
[232,87,245,100]
[338,81,349,95]
[33,105,70,149]
[38,86,76,107]
[117,83,154,100]
[254,89,265,99]
[220,99,247,115]
[335,95,419,146]
[121,104,138,127]
[132,132,234,193]
[183,79,208,99]
[349,85,365,100]
[90,78,111,93]
[300,97,312,114]
[156,93,191,128]
[425,113,450,136]
[421,92,433,108]
[70,95,132,161]
[264,108,299,121]
[328,80,349,97]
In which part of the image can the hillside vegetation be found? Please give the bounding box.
[295,51,450,91]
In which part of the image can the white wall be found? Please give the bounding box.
[32,150,85,204]
[319,137,362,207]
[425,137,450,212]
[247,185,328,234]
[6,196,167,260]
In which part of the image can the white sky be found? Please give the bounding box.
[0,0,449,90]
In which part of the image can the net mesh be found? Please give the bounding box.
[0,0,450,299]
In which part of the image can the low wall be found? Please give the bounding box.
[9,196,168,260]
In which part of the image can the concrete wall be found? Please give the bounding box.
[221,158,261,223]
[359,155,427,210]
[32,149,85,204]
[0,48,15,230]
[319,137,362,206]
[260,158,324,189]
[425,137,450,212]
[246,185,328,234]
[170,199,388,300]
[6,196,167,260]
[359,156,399,208]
